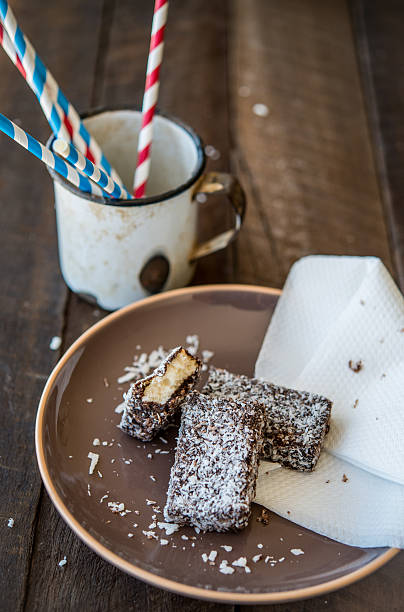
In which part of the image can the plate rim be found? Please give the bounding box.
[35,283,399,604]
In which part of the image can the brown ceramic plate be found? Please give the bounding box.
[35,285,398,604]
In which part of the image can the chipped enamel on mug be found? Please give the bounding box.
[47,109,246,311]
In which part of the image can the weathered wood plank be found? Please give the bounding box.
[24,1,235,610]
[350,0,404,289]
[100,0,235,285]
[0,0,81,608]
[229,0,392,289]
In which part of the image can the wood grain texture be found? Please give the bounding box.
[350,0,404,289]
[100,0,235,285]
[1,0,403,610]
[23,1,234,611]
[0,0,75,609]
[229,0,392,288]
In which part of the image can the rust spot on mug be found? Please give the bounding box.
[139,255,170,294]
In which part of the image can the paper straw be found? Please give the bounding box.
[0,113,104,197]
[133,0,168,198]
[54,139,131,200]
[0,0,125,188]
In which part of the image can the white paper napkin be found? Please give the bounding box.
[254,255,404,548]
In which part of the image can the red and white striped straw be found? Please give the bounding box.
[133,0,168,198]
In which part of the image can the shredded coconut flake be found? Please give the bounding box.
[291,548,304,556]
[202,553,208,563]
[257,543,263,549]
[92,438,100,446]
[160,539,169,546]
[7,518,14,528]
[252,554,262,563]
[157,521,179,536]
[208,550,217,562]
[221,545,232,552]
[49,336,62,350]
[219,560,234,575]
[232,556,247,568]
[252,103,269,117]
[87,452,99,475]
[115,401,125,414]
[58,556,67,567]
[142,530,157,540]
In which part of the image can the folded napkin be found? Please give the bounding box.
[254,255,404,548]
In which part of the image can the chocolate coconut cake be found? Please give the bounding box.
[163,391,265,532]
[120,346,201,441]
[202,367,332,472]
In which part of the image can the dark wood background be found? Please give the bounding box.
[1,0,403,610]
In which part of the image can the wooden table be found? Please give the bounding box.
[1,1,403,610]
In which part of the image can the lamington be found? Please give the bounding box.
[163,390,265,532]
[202,367,332,472]
[120,346,201,441]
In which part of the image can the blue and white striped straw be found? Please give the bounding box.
[0,0,125,188]
[54,139,132,200]
[0,113,103,197]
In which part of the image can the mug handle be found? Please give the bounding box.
[189,171,246,262]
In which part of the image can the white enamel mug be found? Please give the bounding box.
[47,109,245,311]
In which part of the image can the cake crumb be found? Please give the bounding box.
[291,548,304,556]
[348,360,363,373]
[353,399,359,409]
[256,509,271,525]
[342,474,349,483]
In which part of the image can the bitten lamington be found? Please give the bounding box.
[202,368,332,472]
[163,390,265,532]
[120,347,201,441]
